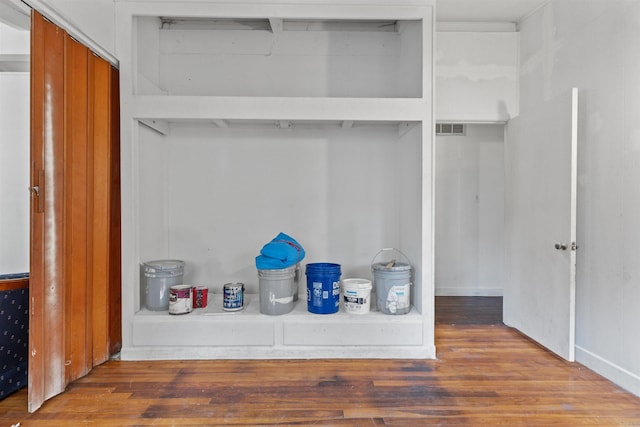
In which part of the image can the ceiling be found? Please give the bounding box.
[436,0,549,22]
[0,0,550,29]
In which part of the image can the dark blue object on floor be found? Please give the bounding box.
[0,273,29,400]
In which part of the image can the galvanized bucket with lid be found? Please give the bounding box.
[371,248,412,315]
[142,259,185,311]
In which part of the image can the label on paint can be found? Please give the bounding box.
[385,283,411,314]
[223,282,244,311]
[169,284,193,315]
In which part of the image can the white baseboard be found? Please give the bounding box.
[575,345,640,398]
[435,287,503,297]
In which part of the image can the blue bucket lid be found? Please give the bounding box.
[305,262,341,273]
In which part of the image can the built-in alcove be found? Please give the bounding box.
[118,1,434,360]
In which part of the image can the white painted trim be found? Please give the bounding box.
[16,0,119,67]
[435,287,503,297]
[130,96,427,121]
[436,22,517,32]
[575,345,640,398]
[121,344,437,361]
[435,113,510,124]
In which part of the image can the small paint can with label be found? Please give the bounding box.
[223,282,244,311]
[192,286,208,308]
[169,284,193,315]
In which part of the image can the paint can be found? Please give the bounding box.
[223,283,244,311]
[169,284,193,315]
[371,248,412,315]
[192,286,208,308]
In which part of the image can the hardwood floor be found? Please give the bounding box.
[435,296,503,325]
[1,297,639,426]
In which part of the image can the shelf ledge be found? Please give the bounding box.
[128,96,428,122]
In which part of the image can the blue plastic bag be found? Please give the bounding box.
[255,232,305,269]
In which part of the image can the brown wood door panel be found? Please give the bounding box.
[29,12,66,412]
[89,53,113,367]
[108,66,122,357]
[29,11,121,412]
[64,35,91,383]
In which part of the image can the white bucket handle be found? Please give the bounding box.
[371,247,412,268]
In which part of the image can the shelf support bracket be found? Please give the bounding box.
[269,18,284,33]
[139,119,169,136]
[276,120,291,129]
[341,120,354,129]
[213,119,229,128]
[398,121,418,138]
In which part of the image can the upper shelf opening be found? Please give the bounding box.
[159,17,399,33]
[135,16,424,98]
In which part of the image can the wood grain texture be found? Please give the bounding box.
[0,278,28,292]
[89,52,112,367]
[29,11,67,412]
[4,298,640,425]
[29,15,121,411]
[64,34,91,384]
[435,296,503,325]
[108,65,122,357]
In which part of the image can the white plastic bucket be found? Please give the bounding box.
[341,278,372,315]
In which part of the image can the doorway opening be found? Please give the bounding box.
[434,123,505,325]
[0,10,31,401]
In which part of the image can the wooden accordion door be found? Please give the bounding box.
[29,11,120,412]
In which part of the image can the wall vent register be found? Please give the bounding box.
[436,123,465,136]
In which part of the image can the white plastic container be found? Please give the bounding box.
[341,278,373,315]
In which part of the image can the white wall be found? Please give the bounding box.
[518,0,640,396]
[435,31,518,122]
[136,123,413,298]
[0,24,29,274]
[435,124,504,296]
[0,19,28,51]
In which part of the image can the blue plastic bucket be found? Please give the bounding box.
[305,263,341,314]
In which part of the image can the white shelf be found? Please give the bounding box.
[130,96,429,122]
[126,294,430,359]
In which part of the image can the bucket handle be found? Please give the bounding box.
[371,248,412,268]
